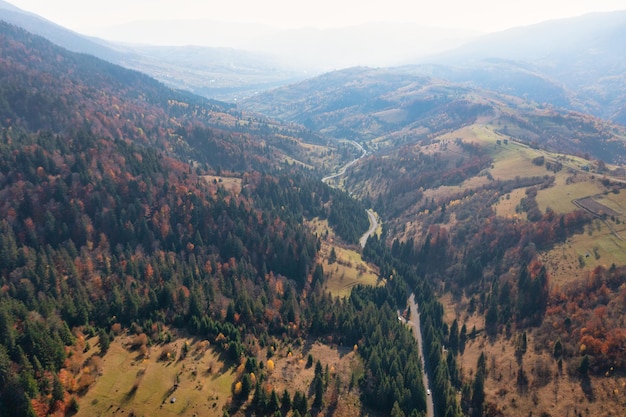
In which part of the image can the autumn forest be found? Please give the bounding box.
[2,10,626,417]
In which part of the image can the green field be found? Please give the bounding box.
[536,179,604,213]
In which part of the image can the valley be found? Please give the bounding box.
[254,65,626,416]
[2,3,626,417]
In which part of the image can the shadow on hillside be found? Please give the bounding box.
[580,375,595,402]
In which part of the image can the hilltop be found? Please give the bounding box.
[414,11,626,125]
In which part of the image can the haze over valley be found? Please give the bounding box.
[2,1,626,417]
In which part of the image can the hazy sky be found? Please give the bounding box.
[7,0,626,34]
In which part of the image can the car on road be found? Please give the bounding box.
[426,389,431,395]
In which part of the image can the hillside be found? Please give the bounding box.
[246,63,626,416]
[0,20,449,417]
[0,20,336,173]
[243,66,626,164]
[5,6,626,417]
[0,0,304,101]
[353,122,626,416]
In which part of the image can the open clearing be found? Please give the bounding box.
[308,217,380,298]
[594,191,626,215]
[494,188,528,219]
[439,294,626,417]
[490,148,547,181]
[541,217,626,288]
[536,177,604,214]
[203,175,242,194]
[536,180,626,287]
[76,334,234,417]
[322,244,381,298]
[262,341,363,407]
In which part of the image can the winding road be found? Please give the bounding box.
[323,141,432,416]
[321,140,367,183]
[359,209,378,249]
[321,140,378,249]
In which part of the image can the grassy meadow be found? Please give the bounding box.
[203,175,243,194]
[76,334,234,417]
[308,217,380,298]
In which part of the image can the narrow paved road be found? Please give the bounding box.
[407,293,435,417]
[321,140,367,183]
[359,209,378,249]
[324,144,428,414]
[321,140,378,249]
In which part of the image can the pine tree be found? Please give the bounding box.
[313,375,324,408]
[553,339,563,359]
[448,319,459,355]
[471,354,486,417]
[52,374,64,403]
[459,324,467,354]
[292,390,308,415]
[268,389,281,413]
[391,401,406,417]
[281,389,291,410]
[98,328,110,354]
[329,247,337,264]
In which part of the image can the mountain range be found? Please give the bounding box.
[242,66,626,164]
[3,0,626,121]
[412,11,626,124]
[0,0,305,100]
[4,3,626,417]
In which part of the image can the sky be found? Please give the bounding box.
[7,0,626,34]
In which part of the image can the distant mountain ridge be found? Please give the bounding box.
[0,20,331,173]
[242,66,626,164]
[97,19,480,70]
[3,0,626,124]
[0,0,127,62]
[414,10,626,124]
[0,0,305,100]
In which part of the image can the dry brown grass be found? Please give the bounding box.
[440,295,626,417]
[536,175,604,214]
[307,217,381,298]
[540,219,626,289]
[203,175,242,194]
[75,333,234,417]
[533,180,626,289]
[494,188,528,220]
[238,341,364,417]
[322,246,381,298]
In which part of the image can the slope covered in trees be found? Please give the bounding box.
[0,21,333,174]
[0,21,384,417]
[241,56,626,415]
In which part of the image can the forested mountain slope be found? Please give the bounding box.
[247,61,626,416]
[0,21,446,417]
[0,21,335,173]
